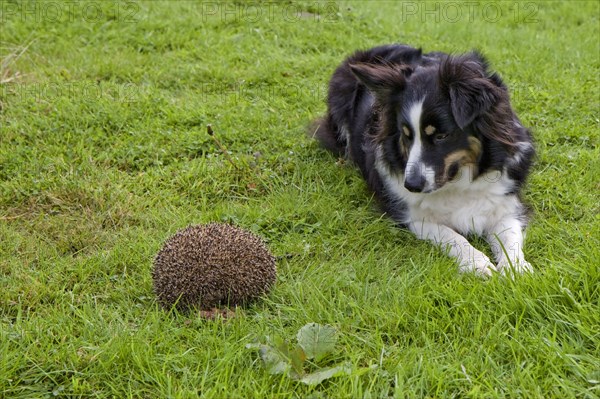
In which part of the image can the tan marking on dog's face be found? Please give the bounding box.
[442,136,483,180]
[402,126,410,136]
[444,149,471,172]
[424,125,436,135]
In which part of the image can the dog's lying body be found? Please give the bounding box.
[313,44,535,276]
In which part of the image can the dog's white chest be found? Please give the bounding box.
[382,166,521,235]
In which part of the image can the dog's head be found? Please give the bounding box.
[350,52,516,193]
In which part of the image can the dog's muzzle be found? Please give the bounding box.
[404,166,427,193]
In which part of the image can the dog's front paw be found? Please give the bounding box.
[459,256,497,277]
[497,258,533,276]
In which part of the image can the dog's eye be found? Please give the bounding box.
[402,126,411,137]
[434,133,449,142]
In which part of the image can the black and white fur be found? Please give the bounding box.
[313,44,535,276]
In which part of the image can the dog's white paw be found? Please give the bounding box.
[459,256,497,277]
[497,258,533,276]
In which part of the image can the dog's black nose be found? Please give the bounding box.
[404,174,426,193]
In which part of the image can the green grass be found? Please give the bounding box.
[1,1,599,397]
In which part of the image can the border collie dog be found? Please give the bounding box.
[313,44,534,276]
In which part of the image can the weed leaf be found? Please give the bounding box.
[297,323,337,361]
[258,344,290,375]
[299,363,352,385]
[290,345,307,375]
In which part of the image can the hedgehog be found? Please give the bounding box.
[152,223,276,311]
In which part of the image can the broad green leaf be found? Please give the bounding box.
[290,345,307,375]
[297,323,337,361]
[258,344,290,375]
[298,364,352,385]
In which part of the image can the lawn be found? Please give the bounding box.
[1,1,599,398]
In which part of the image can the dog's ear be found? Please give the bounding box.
[350,63,411,99]
[440,54,503,129]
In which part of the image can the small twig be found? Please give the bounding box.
[0,213,28,220]
[207,124,239,170]
[310,122,321,139]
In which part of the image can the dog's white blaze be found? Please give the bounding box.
[406,100,424,165]
[405,99,435,189]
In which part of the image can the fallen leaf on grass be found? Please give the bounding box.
[259,344,290,375]
[297,322,337,361]
[247,324,373,386]
[299,363,352,385]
